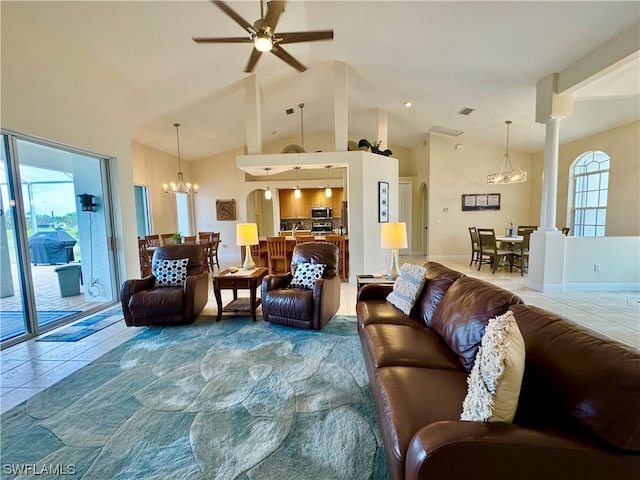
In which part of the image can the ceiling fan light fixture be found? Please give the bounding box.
[254,33,273,52]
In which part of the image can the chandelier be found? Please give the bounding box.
[163,123,198,194]
[487,120,527,184]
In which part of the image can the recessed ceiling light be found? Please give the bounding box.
[404,101,413,108]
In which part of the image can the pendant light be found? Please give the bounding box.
[324,165,333,198]
[293,166,301,198]
[487,120,527,184]
[264,167,272,200]
[163,123,198,194]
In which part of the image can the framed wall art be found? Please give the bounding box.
[462,193,501,211]
[378,181,389,222]
[216,199,236,221]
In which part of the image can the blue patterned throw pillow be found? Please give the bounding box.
[290,262,327,289]
[152,258,189,287]
[386,263,428,315]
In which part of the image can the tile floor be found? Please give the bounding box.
[1,255,638,414]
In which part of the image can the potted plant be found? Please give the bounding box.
[170,232,183,244]
[358,139,371,151]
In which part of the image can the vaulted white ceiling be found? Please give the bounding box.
[6,1,639,160]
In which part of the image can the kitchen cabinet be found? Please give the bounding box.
[279,188,343,219]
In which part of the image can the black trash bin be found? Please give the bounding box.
[54,264,82,297]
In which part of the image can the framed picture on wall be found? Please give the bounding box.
[216,199,236,221]
[378,181,389,222]
[462,193,501,211]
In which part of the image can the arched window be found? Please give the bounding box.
[571,151,609,237]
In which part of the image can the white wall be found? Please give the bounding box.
[563,236,640,290]
[2,3,139,282]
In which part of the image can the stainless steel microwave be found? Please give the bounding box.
[311,207,332,218]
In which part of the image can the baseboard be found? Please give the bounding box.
[562,283,640,292]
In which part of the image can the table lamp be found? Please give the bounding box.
[381,222,407,280]
[236,223,259,270]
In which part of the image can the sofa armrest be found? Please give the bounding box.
[406,421,639,480]
[356,283,394,302]
[120,276,156,325]
[261,273,293,293]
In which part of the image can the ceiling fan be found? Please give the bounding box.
[193,0,333,73]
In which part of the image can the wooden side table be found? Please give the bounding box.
[213,267,268,322]
[356,274,396,292]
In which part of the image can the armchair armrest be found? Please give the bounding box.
[120,276,156,325]
[183,271,209,321]
[262,273,293,293]
[406,421,639,480]
[356,283,394,302]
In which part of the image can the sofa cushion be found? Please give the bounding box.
[263,288,313,321]
[386,263,428,315]
[512,304,640,452]
[356,300,423,332]
[460,311,525,422]
[430,276,523,371]
[361,324,465,370]
[152,257,189,287]
[371,366,469,480]
[418,262,465,326]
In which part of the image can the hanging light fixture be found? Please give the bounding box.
[163,123,198,194]
[487,120,527,184]
[264,167,272,200]
[324,165,333,198]
[293,166,302,198]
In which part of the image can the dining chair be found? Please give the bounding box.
[325,235,348,281]
[209,233,221,269]
[477,228,514,274]
[145,234,161,248]
[512,230,532,276]
[266,236,290,274]
[468,227,481,266]
[183,235,197,244]
[160,233,174,245]
[138,238,152,277]
[562,227,570,236]
[517,225,537,235]
[294,235,315,244]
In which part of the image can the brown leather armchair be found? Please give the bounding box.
[121,244,209,326]
[261,242,340,330]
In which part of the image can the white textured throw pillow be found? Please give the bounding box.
[460,310,525,422]
[386,263,428,315]
[152,258,189,287]
[290,262,326,289]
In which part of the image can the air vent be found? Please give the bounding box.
[429,126,464,137]
[458,107,475,116]
[285,108,294,115]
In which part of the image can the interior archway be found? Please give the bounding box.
[246,189,275,237]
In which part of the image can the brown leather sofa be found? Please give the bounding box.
[261,241,340,329]
[121,244,209,326]
[357,262,640,480]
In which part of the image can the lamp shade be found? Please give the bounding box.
[236,223,259,246]
[381,222,408,249]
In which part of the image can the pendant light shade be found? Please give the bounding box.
[264,167,272,200]
[487,120,527,184]
[163,123,198,194]
[324,165,332,198]
[293,166,301,198]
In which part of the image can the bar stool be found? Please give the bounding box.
[325,235,347,280]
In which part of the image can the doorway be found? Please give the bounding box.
[246,189,274,237]
[0,131,117,348]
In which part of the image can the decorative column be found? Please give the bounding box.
[333,61,348,151]
[244,75,262,154]
[539,116,563,231]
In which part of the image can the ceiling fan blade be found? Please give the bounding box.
[244,48,263,73]
[262,0,286,32]
[213,0,255,34]
[193,37,253,44]
[270,45,306,72]
[277,30,334,44]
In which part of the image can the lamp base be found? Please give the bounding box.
[385,248,401,280]
[243,247,256,270]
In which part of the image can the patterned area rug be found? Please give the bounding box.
[1,315,389,480]
[35,307,123,342]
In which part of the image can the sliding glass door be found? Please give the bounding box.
[0,131,118,347]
